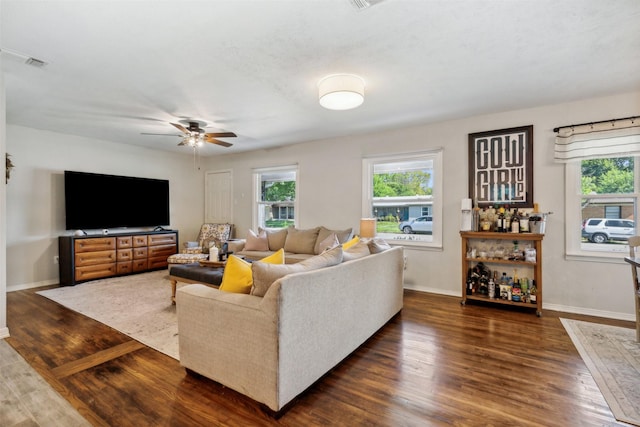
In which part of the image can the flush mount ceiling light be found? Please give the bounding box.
[318,74,365,110]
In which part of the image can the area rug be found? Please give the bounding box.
[37,270,180,360]
[561,318,640,426]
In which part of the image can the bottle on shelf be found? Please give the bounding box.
[520,211,530,233]
[496,207,505,233]
[511,269,521,302]
[529,280,537,304]
[511,209,520,233]
[521,277,529,302]
[488,277,496,299]
[504,206,512,232]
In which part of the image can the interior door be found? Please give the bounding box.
[205,170,233,224]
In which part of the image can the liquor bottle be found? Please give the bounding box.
[504,206,512,232]
[497,207,505,232]
[511,209,520,233]
[511,270,521,302]
[529,280,537,304]
[488,277,496,299]
[520,212,530,233]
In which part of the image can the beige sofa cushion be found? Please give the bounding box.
[342,240,371,262]
[367,237,392,254]
[283,227,320,255]
[314,227,352,254]
[245,229,269,251]
[251,245,343,297]
[316,233,339,253]
[260,227,288,251]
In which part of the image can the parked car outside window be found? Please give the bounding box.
[399,216,433,234]
[582,218,635,243]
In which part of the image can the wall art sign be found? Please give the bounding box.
[468,125,533,208]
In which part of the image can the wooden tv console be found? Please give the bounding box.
[58,230,178,286]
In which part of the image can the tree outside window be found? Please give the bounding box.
[254,167,297,230]
[363,151,443,248]
[580,156,637,249]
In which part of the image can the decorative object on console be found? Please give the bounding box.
[318,74,365,110]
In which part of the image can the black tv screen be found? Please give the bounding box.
[64,171,170,230]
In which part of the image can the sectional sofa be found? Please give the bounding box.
[176,243,404,413]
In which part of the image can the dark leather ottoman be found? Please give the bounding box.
[168,263,224,304]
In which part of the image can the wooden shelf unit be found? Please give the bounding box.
[59,230,178,286]
[460,231,544,316]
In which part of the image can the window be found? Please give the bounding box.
[566,156,638,258]
[362,150,443,248]
[253,165,298,230]
[604,206,621,218]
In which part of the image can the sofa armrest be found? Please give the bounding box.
[227,239,246,253]
[176,285,278,406]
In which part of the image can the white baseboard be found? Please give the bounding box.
[543,302,635,322]
[0,327,10,339]
[7,279,58,293]
[403,286,635,322]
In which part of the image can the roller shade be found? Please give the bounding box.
[554,118,640,162]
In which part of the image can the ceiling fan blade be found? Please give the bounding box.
[205,138,233,148]
[171,122,189,134]
[204,132,237,138]
[177,140,188,146]
[141,133,182,136]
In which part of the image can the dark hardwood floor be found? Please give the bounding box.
[6,286,634,426]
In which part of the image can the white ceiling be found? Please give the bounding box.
[2,0,640,156]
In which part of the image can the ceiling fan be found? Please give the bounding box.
[142,121,237,148]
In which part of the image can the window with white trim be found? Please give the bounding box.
[253,165,298,230]
[558,118,640,259]
[362,150,443,248]
[566,156,638,258]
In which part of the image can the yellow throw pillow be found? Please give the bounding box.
[260,248,285,264]
[219,249,286,294]
[219,255,253,294]
[342,235,360,250]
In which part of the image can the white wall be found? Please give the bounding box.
[0,11,9,337]
[5,125,206,290]
[206,91,640,320]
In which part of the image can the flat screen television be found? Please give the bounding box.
[64,170,170,230]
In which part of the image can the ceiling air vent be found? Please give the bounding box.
[25,57,48,68]
[349,0,371,9]
[0,48,48,68]
[348,0,386,11]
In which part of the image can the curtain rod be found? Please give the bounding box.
[553,115,639,133]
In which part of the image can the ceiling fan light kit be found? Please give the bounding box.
[318,74,365,111]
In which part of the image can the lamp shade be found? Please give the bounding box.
[318,74,365,110]
[359,218,377,238]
